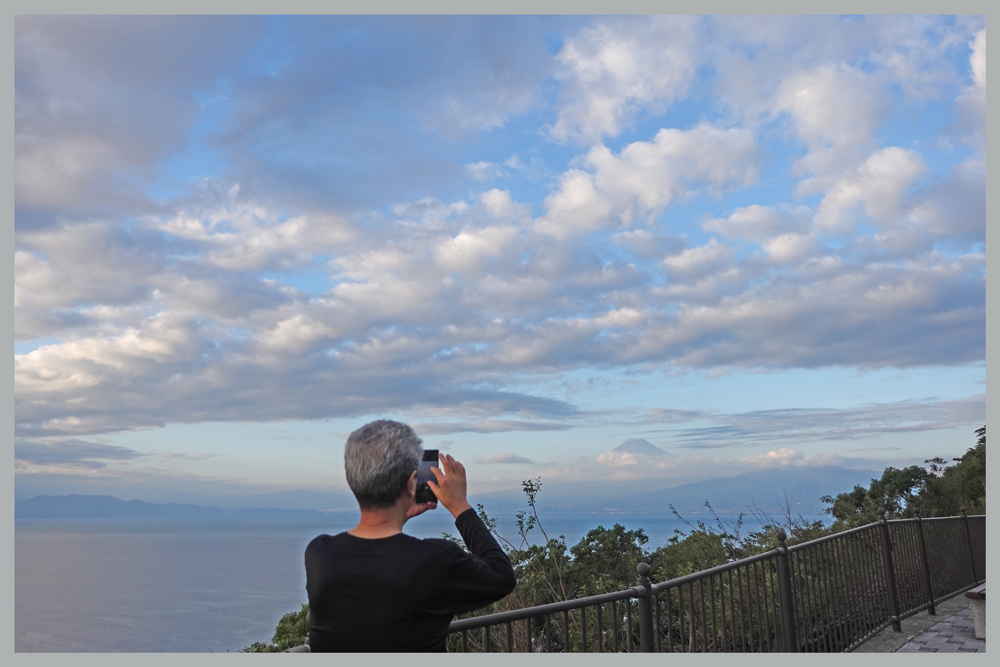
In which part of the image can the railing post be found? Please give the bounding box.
[912,508,935,615]
[876,508,902,632]
[960,507,978,584]
[775,530,798,652]
[636,563,655,653]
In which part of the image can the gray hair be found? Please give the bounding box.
[344,420,423,509]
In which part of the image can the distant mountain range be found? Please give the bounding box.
[467,465,876,515]
[16,466,877,519]
[14,495,325,519]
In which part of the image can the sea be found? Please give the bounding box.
[15,511,828,652]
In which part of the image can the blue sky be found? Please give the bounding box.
[14,15,985,503]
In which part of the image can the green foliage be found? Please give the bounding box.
[820,465,930,528]
[240,604,309,652]
[241,641,283,653]
[647,499,824,583]
[568,524,648,595]
[919,425,986,516]
[821,425,986,528]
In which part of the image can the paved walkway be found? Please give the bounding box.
[853,593,984,653]
[896,608,985,653]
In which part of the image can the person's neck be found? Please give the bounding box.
[348,501,409,539]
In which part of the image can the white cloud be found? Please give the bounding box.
[390,197,470,229]
[815,147,926,233]
[762,233,819,265]
[969,29,985,90]
[465,161,504,182]
[549,16,701,143]
[869,16,969,98]
[15,16,262,218]
[903,156,984,239]
[434,223,520,273]
[595,450,637,467]
[536,123,759,237]
[479,189,530,222]
[702,205,806,242]
[772,64,883,191]
[954,28,985,150]
[739,448,804,467]
[663,239,735,280]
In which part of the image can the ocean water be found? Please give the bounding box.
[15,511,827,652]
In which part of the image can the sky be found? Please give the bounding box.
[13,15,986,504]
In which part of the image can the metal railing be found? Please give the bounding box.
[446,509,986,652]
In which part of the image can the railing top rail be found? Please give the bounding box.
[786,522,878,552]
[881,514,983,524]
[448,586,641,632]
[651,548,777,593]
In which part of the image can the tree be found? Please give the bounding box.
[821,425,986,527]
[240,604,309,652]
[647,499,825,583]
[919,425,986,516]
[820,465,930,528]
[567,524,649,595]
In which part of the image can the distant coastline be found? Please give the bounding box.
[16,464,873,519]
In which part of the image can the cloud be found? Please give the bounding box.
[670,394,985,448]
[739,447,804,467]
[549,16,701,143]
[209,16,552,212]
[466,161,506,182]
[953,28,985,150]
[413,420,574,436]
[13,16,984,473]
[15,16,264,223]
[630,407,712,424]
[663,239,735,280]
[536,123,759,237]
[903,156,984,242]
[15,184,984,444]
[14,438,144,467]
[595,451,637,467]
[434,222,521,273]
[477,453,536,465]
[815,147,926,233]
[608,229,685,260]
[594,450,679,471]
[761,233,819,265]
[868,16,972,99]
[702,205,807,242]
[161,452,219,462]
[772,64,884,191]
[540,445,898,485]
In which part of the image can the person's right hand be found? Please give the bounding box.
[427,454,474,519]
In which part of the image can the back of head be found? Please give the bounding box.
[344,420,423,509]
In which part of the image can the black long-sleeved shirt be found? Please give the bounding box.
[304,508,517,652]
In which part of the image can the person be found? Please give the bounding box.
[303,420,517,652]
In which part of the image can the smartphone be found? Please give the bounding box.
[415,449,439,504]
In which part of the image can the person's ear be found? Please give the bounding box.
[407,470,417,497]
